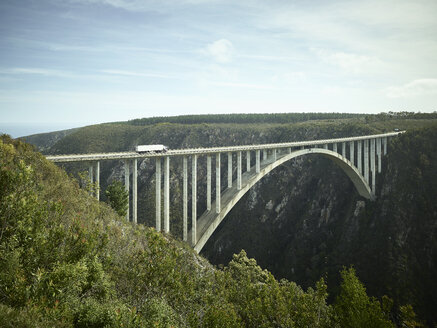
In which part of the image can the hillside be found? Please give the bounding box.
[1,134,416,327]
[20,112,437,326]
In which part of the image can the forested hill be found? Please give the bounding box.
[19,112,437,326]
[2,134,421,327]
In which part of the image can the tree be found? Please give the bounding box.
[105,181,128,217]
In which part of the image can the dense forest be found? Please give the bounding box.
[14,112,437,326]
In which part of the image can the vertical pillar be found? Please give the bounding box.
[358,140,362,175]
[164,157,170,233]
[371,139,376,194]
[124,160,130,221]
[256,150,260,173]
[323,144,328,150]
[383,137,387,155]
[377,138,382,173]
[333,143,337,153]
[273,149,277,161]
[246,150,251,172]
[207,155,211,211]
[95,161,100,200]
[364,139,369,184]
[342,142,346,157]
[237,151,242,190]
[227,152,232,189]
[192,154,197,245]
[350,142,354,166]
[288,147,292,154]
[132,158,137,224]
[155,158,161,232]
[216,153,221,214]
[263,150,267,161]
[183,157,187,241]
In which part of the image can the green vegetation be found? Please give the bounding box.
[0,134,420,327]
[105,180,129,217]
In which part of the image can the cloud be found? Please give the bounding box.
[203,39,234,63]
[100,69,176,79]
[312,49,383,74]
[208,81,274,90]
[386,79,437,98]
[1,68,77,78]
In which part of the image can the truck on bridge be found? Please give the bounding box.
[135,144,168,153]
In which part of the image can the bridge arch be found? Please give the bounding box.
[193,148,371,252]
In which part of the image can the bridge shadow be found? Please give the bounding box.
[192,148,372,252]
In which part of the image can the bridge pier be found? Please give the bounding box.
[207,155,211,211]
[377,138,382,173]
[132,159,137,224]
[237,151,242,190]
[357,140,362,175]
[370,139,376,195]
[256,150,260,173]
[342,142,346,157]
[192,154,197,245]
[183,156,187,240]
[333,143,337,153]
[156,158,162,231]
[364,139,369,185]
[350,142,354,167]
[216,153,221,213]
[164,157,170,233]
[228,152,232,189]
[124,160,130,221]
[263,150,267,162]
[273,149,277,161]
[246,150,251,172]
[383,137,387,155]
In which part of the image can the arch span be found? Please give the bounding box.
[193,148,371,252]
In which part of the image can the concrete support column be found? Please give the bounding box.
[350,142,354,166]
[192,154,197,245]
[256,150,260,173]
[246,151,251,172]
[207,155,211,211]
[323,144,328,150]
[183,157,187,241]
[342,142,346,157]
[383,137,388,155]
[377,138,382,173]
[155,158,161,232]
[357,141,362,175]
[371,139,376,195]
[237,151,242,190]
[364,139,369,185]
[273,149,277,161]
[132,158,137,224]
[227,152,232,189]
[288,147,292,154]
[124,160,130,221]
[164,157,170,233]
[216,154,221,214]
[96,161,100,200]
[333,143,337,153]
[263,150,267,161]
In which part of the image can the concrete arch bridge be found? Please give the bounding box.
[47,131,402,252]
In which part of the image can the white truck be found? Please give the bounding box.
[135,144,168,153]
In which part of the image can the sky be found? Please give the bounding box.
[1,0,437,137]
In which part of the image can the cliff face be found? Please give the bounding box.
[23,116,437,325]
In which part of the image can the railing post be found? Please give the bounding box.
[207,155,211,211]
[228,152,232,189]
[183,156,187,240]
[164,156,170,233]
[155,158,161,232]
[132,158,137,224]
[124,160,130,221]
[192,154,197,245]
[237,151,242,190]
[256,150,260,173]
[216,153,221,214]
